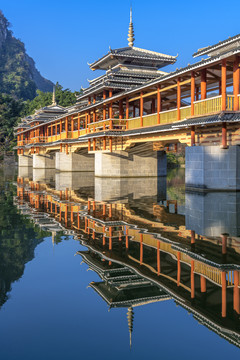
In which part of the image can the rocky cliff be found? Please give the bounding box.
[0,10,53,100]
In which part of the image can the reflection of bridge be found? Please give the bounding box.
[15,174,240,349]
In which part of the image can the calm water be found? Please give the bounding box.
[0,167,240,360]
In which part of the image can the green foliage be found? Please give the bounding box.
[0,93,24,152]
[21,83,81,116]
[0,32,37,100]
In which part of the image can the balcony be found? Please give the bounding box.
[127,95,234,130]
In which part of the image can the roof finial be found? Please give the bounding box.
[127,7,135,47]
[52,85,56,106]
[127,307,134,349]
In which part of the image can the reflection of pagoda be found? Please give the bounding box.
[78,250,170,348]
[15,175,240,349]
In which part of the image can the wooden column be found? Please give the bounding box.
[65,117,68,138]
[191,126,195,146]
[88,139,91,152]
[221,234,227,254]
[78,113,80,136]
[140,91,143,127]
[71,115,74,132]
[66,144,68,155]
[191,260,195,299]
[93,138,96,151]
[157,85,161,124]
[103,90,106,120]
[177,251,181,286]
[109,137,112,152]
[140,234,143,265]
[200,276,206,292]
[222,59,227,111]
[177,77,181,120]
[191,230,195,244]
[222,122,227,148]
[103,137,106,150]
[201,69,207,100]
[222,271,227,317]
[233,56,240,110]
[85,112,88,130]
[126,97,129,130]
[119,100,123,119]
[157,241,161,275]
[60,143,62,152]
[234,271,240,314]
[191,71,195,116]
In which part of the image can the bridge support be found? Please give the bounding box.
[186,145,240,190]
[18,154,33,167]
[55,171,94,190]
[33,153,55,169]
[55,150,94,172]
[95,146,166,178]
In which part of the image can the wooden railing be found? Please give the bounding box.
[88,119,126,132]
[194,95,222,116]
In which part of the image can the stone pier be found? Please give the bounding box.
[33,153,55,169]
[55,150,94,172]
[55,171,94,190]
[18,154,33,167]
[95,144,167,178]
[185,191,240,237]
[186,145,240,191]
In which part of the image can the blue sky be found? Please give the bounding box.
[1,0,240,91]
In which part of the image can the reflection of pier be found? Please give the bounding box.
[15,174,240,349]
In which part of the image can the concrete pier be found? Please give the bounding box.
[185,191,240,237]
[186,145,240,190]
[33,153,55,169]
[55,150,94,172]
[33,169,56,184]
[95,145,166,178]
[18,154,33,167]
[94,176,166,202]
[55,171,94,191]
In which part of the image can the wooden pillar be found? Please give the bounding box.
[93,138,96,151]
[66,144,68,155]
[200,275,207,292]
[71,115,74,132]
[201,69,207,100]
[233,56,240,111]
[119,100,123,119]
[234,271,240,314]
[221,234,227,254]
[222,59,227,111]
[157,240,160,275]
[88,139,91,152]
[93,109,96,123]
[126,97,129,130]
[191,126,195,146]
[103,137,106,151]
[177,251,181,286]
[191,71,195,116]
[222,271,227,317]
[85,112,88,130]
[191,230,195,244]
[140,92,143,127]
[177,77,181,120]
[109,137,112,152]
[78,113,80,136]
[191,260,195,299]
[140,234,143,265]
[88,97,91,105]
[65,117,68,138]
[103,90,106,120]
[157,85,161,124]
[222,122,227,148]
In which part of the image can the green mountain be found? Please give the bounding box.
[0,10,53,100]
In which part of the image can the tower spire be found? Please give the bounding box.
[127,307,134,349]
[127,7,135,47]
[52,85,56,106]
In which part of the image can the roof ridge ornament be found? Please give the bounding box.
[127,7,135,47]
[52,85,57,106]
